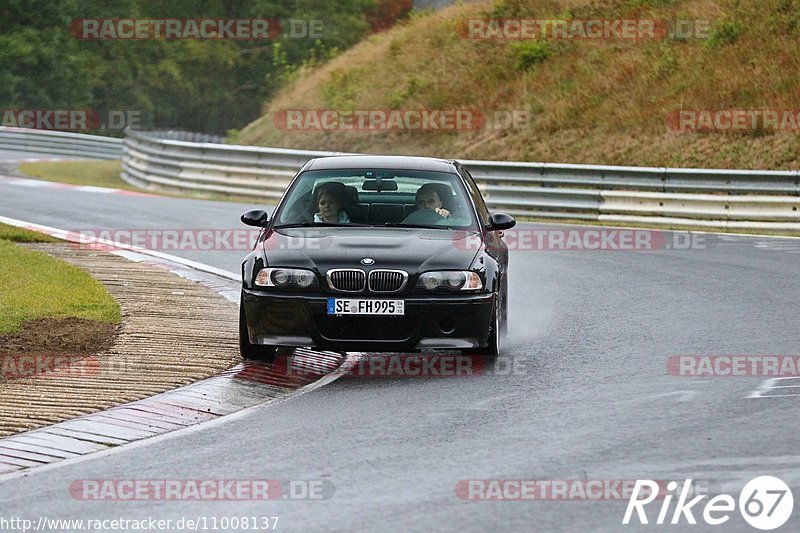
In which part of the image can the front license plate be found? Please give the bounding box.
[327,298,405,316]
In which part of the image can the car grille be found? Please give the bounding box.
[327,269,366,292]
[368,270,408,293]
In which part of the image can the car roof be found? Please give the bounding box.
[302,155,458,173]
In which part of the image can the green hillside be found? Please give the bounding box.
[235,0,800,170]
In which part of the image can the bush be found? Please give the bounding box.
[364,0,414,33]
[705,20,743,48]
[510,41,551,70]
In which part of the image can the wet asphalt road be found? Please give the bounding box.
[1,175,799,532]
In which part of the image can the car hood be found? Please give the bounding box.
[262,227,481,273]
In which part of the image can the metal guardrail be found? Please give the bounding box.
[139,130,225,143]
[0,127,122,160]
[121,129,800,232]
[122,129,346,200]
[4,128,795,232]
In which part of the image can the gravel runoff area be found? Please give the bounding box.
[0,242,241,437]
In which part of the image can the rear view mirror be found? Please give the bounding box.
[241,209,269,227]
[362,179,398,191]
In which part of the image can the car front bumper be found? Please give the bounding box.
[242,288,495,351]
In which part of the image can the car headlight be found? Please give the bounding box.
[255,267,318,289]
[417,271,483,291]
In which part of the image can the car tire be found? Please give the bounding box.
[239,296,278,361]
[500,273,508,339]
[476,296,503,357]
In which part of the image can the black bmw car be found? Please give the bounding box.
[239,155,515,359]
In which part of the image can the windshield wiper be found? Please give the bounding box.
[381,222,451,230]
[273,222,371,229]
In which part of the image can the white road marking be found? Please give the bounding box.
[74,185,120,193]
[643,390,697,402]
[0,215,239,281]
[748,377,800,398]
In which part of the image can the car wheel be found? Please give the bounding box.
[476,297,502,357]
[239,296,278,361]
[500,274,508,339]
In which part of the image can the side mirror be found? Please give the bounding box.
[487,213,516,231]
[241,209,270,227]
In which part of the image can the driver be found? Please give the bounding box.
[415,183,451,219]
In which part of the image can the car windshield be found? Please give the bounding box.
[274,169,478,229]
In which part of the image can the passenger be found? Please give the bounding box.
[313,182,351,224]
[415,183,451,219]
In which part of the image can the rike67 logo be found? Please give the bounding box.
[623,477,794,530]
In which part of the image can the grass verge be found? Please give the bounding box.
[0,225,121,334]
[17,160,258,204]
[17,160,131,190]
[0,222,59,243]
